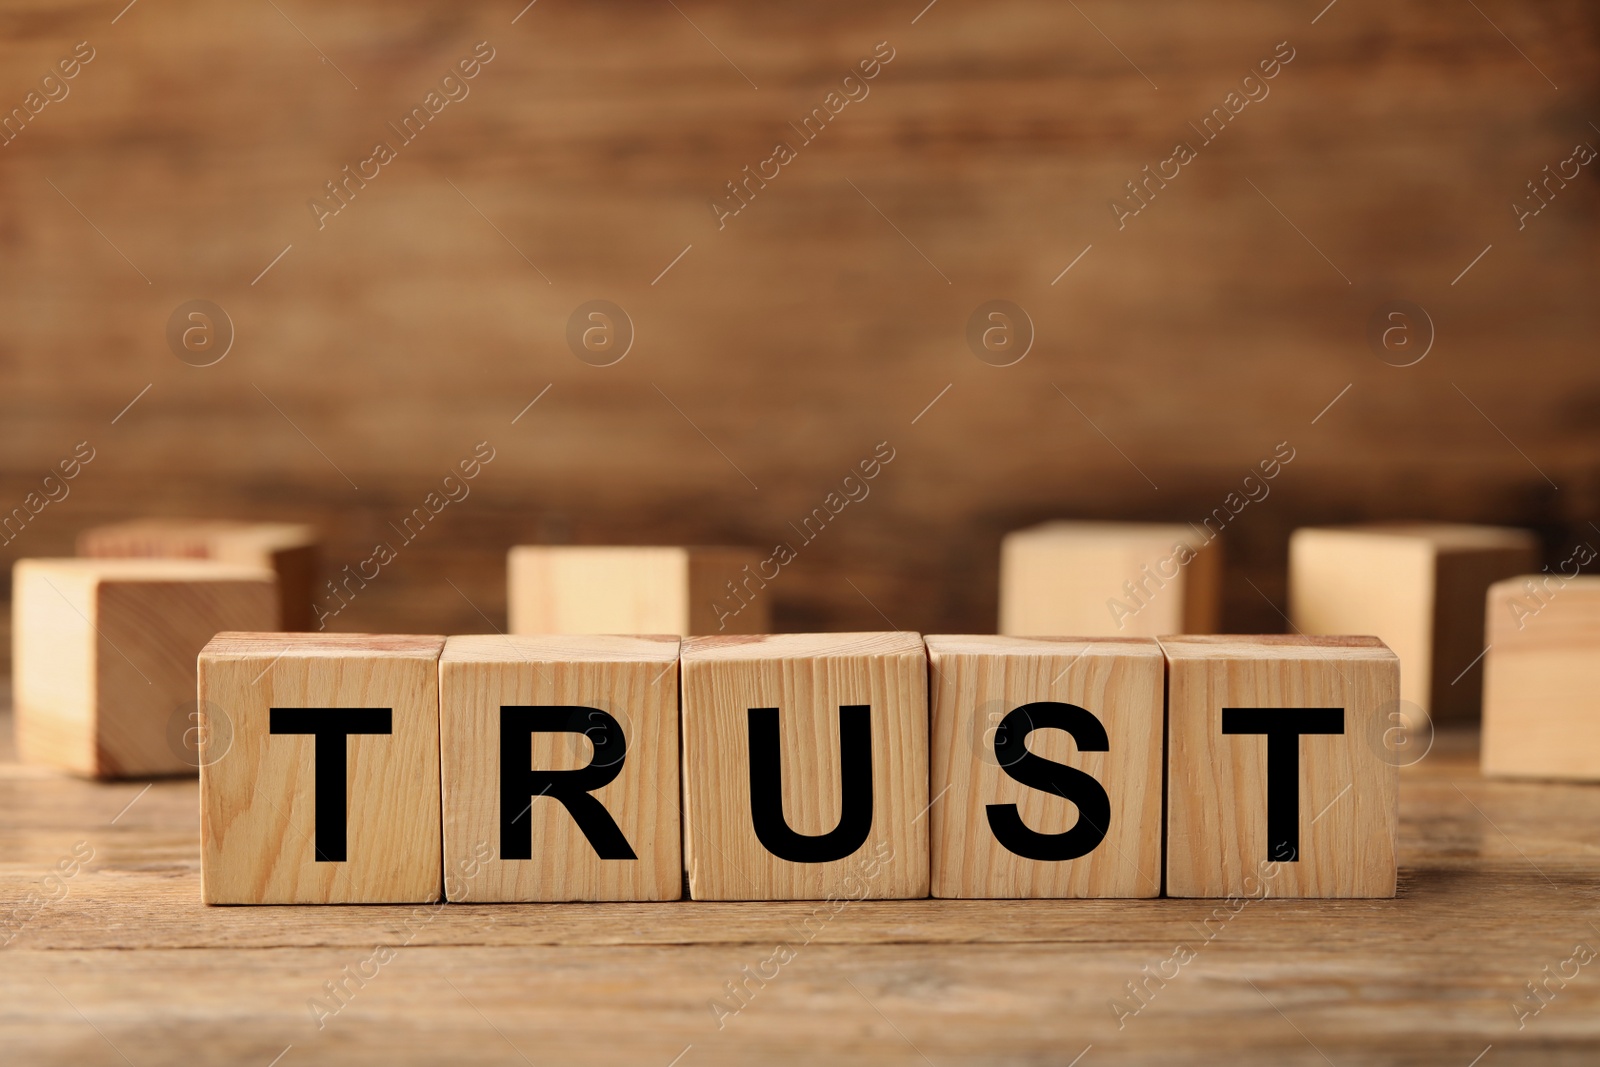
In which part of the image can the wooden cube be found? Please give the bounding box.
[1161,635,1399,898]
[198,632,445,904]
[680,632,928,900]
[439,633,682,901]
[507,545,769,636]
[926,635,1163,898]
[999,521,1221,637]
[79,518,320,631]
[13,559,277,778]
[1482,576,1600,780]
[1289,523,1537,722]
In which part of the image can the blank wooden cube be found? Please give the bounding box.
[439,634,682,901]
[79,518,320,631]
[999,521,1221,637]
[1483,576,1600,780]
[1289,523,1537,722]
[1161,635,1399,898]
[507,545,769,636]
[198,632,444,904]
[680,632,928,900]
[927,635,1163,899]
[13,558,277,779]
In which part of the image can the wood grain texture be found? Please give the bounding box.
[680,632,928,900]
[1482,575,1600,780]
[6,701,1600,1065]
[439,632,682,901]
[198,632,444,904]
[927,635,1163,898]
[1161,635,1399,899]
[999,521,1221,636]
[0,1,1594,662]
[1289,524,1538,722]
[12,558,277,778]
[78,518,321,631]
[506,546,768,635]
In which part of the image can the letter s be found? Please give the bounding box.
[74,41,96,63]
[985,702,1111,861]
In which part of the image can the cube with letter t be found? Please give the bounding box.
[198,633,445,904]
[438,634,682,901]
[680,633,929,900]
[1161,635,1399,898]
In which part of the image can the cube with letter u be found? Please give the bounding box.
[680,633,929,900]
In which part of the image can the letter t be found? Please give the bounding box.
[1221,707,1344,862]
[270,708,393,862]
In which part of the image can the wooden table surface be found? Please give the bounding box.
[3,701,1598,1066]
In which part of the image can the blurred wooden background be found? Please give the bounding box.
[0,0,1595,664]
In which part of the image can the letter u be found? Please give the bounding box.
[746,705,873,862]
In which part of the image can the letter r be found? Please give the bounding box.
[500,706,636,861]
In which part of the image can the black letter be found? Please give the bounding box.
[1221,707,1345,862]
[269,708,392,862]
[985,702,1112,861]
[500,706,635,861]
[747,705,872,862]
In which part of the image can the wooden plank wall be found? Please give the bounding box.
[0,0,1595,660]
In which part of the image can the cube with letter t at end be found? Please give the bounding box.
[1161,635,1399,899]
[198,632,445,904]
[926,636,1164,898]
[439,633,682,901]
[680,633,929,900]
[13,558,278,778]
